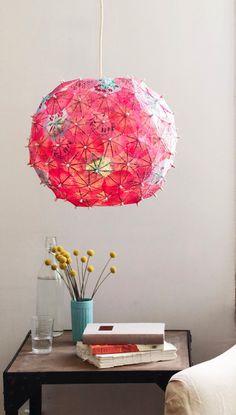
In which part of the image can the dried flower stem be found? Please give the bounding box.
[91,272,111,299]
[81,258,90,298]
[65,269,76,301]
[56,270,75,300]
[68,264,80,300]
[80,263,84,298]
[83,271,91,296]
[92,257,111,297]
[75,256,82,296]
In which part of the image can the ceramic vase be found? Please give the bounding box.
[71,299,93,343]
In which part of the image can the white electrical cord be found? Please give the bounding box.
[99,0,104,78]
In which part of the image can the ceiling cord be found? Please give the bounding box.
[99,0,104,78]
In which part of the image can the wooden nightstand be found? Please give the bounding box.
[3,330,192,414]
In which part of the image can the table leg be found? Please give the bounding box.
[29,384,42,415]
[3,374,29,415]
[156,372,175,391]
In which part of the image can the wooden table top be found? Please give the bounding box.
[7,330,191,374]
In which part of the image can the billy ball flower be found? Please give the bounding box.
[57,255,67,264]
[70,270,77,277]
[81,256,88,263]
[59,263,67,270]
[110,251,117,258]
[87,265,94,273]
[73,249,80,256]
[51,264,58,270]
[57,246,64,252]
[87,249,95,257]
[110,266,117,274]
[61,250,70,258]
[45,259,52,266]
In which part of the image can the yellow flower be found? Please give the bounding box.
[51,264,58,271]
[70,270,77,277]
[45,259,52,266]
[59,263,67,270]
[110,251,117,258]
[87,265,94,273]
[87,249,95,257]
[51,246,57,253]
[63,251,70,258]
[81,256,88,263]
[57,246,63,252]
[110,266,117,274]
[73,249,80,256]
[67,257,72,264]
[57,255,66,264]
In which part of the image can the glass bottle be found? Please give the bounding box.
[36,236,64,337]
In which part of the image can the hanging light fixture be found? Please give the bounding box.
[28,1,178,207]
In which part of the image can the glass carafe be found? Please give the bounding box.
[36,236,64,337]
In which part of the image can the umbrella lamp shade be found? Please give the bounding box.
[29,77,178,207]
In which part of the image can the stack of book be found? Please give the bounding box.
[76,323,177,368]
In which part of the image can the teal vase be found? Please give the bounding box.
[71,299,93,343]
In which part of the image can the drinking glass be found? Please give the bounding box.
[31,316,54,354]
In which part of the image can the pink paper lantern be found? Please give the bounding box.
[29,77,177,207]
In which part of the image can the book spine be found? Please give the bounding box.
[90,344,139,355]
[83,333,164,345]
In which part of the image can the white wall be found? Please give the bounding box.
[0,0,235,414]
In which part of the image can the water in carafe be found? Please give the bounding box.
[36,236,64,337]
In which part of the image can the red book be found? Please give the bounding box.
[90,344,139,355]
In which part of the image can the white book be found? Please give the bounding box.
[76,341,177,369]
[82,322,165,345]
